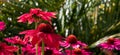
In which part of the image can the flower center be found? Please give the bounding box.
[36,23,54,33]
[107,38,115,44]
[44,49,53,55]
[0,45,4,51]
[0,46,2,51]
[66,35,77,44]
[74,48,82,54]
[30,8,42,15]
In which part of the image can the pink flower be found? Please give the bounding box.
[20,23,62,49]
[114,38,120,50]
[99,38,120,50]
[22,44,37,55]
[0,42,18,55]
[18,8,56,24]
[30,8,56,23]
[4,36,26,45]
[65,48,92,55]
[60,34,87,49]
[0,21,6,31]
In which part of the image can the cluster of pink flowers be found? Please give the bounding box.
[0,8,92,55]
[98,38,120,50]
[60,35,92,55]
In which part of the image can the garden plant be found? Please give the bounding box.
[0,0,120,55]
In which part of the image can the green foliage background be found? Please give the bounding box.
[0,0,120,54]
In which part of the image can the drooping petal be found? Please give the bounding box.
[18,13,35,24]
[43,33,62,49]
[60,41,71,48]
[28,17,35,24]
[99,43,115,50]
[31,32,45,45]
[19,30,39,44]
[18,13,30,22]
[37,11,56,23]
[5,46,18,52]
[19,30,38,35]
[4,36,26,45]
[0,42,18,55]
[74,41,88,49]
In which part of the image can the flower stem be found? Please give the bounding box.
[20,46,22,55]
[17,45,20,55]
[35,22,38,29]
[41,41,44,55]
[70,44,72,55]
[17,49,19,55]
[36,43,38,55]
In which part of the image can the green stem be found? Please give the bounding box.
[16,45,20,55]
[35,22,38,29]
[41,41,44,55]
[20,46,22,55]
[35,19,39,55]
[36,43,38,55]
[17,49,19,55]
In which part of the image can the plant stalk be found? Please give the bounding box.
[36,43,38,55]
[41,41,44,55]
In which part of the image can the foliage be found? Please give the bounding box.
[56,0,120,45]
[0,0,120,54]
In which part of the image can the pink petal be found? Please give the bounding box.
[44,33,62,49]
[5,46,19,52]
[28,17,35,24]
[30,8,42,15]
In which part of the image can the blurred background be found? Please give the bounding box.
[0,0,120,54]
